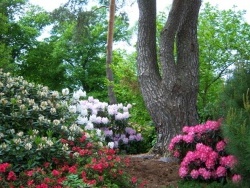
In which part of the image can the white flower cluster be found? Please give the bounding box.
[69,90,132,133]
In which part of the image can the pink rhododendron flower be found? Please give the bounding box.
[220,155,237,168]
[232,174,242,183]
[168,143,175,151]
[190,169,199,179]
[182,126,189,133]
[194,124,206,134]
[205,120,221,130]
[173,151,180,158]
[208,151,219,161]
[199,168,211,180]
[182,134,194,143]
[179,167,188,178]
[216,166,226,177]
[205,159,215,169]
[170,135,183,146]
[216,140,226,152]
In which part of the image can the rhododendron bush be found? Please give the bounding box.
[0,69,144,187]
[0,132,141,187]
[168,120,242,184]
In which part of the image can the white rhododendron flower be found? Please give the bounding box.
[108,142,114,149]
[73,89,86,100]
[25,143,32,150]
[77,116,88,125]
[62,88,69,96]
[85,122,94,130]
[68,105,77,113]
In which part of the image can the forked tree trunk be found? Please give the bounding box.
[106,0,117,104]
[137,0,201,155]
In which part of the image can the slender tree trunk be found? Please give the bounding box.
[106,0,117,104]
[137,0,201,155]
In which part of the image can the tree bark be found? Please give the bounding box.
[106,0,117,104]
[137,0,201,154]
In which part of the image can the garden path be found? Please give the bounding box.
[125,154,180,187]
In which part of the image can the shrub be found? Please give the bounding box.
[168,120,241,186]
[70,94,144,154]
[0,132,140,187]
[222,89,250,186]
[0,70,76,171]
[0,69,144,187]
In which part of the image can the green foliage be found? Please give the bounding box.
[197,3,250,121]
[0,69,77,171]
[63,174,90,188]
[222,89,250,186]
[176,179,236,188]
[217,62,250,119]
[112,50,151,125]
[18,41,67,91]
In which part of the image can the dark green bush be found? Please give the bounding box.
[222,89,250,186]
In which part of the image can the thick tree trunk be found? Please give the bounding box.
[137,0,201,155]
[106,0,117,104]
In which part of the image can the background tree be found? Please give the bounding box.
[0,0,27,71]
[106,0,117,104]
[137,0,201,154]
[197,3,250,121]
[15,1,131,101]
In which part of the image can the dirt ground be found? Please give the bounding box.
[125,154,180,188]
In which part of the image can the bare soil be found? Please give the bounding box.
[125,154,181,188]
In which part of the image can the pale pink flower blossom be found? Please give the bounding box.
[232,174,242,183]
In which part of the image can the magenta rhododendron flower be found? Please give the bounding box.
[173,151,180,158]
[216,166,227,177]
[198,168,211,180]
[179,167,188,178]
[220,155,237,168]
[182,134,194,143]
[168,119,239,182]
[182,126,189,133]
[190,169,199,179]
[232,174,242,183]
[205,120,221,130]
[205,159,216,169]
[216,140,226,152]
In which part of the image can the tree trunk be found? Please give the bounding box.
[106,0,117,104]
[137,0,201,155]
